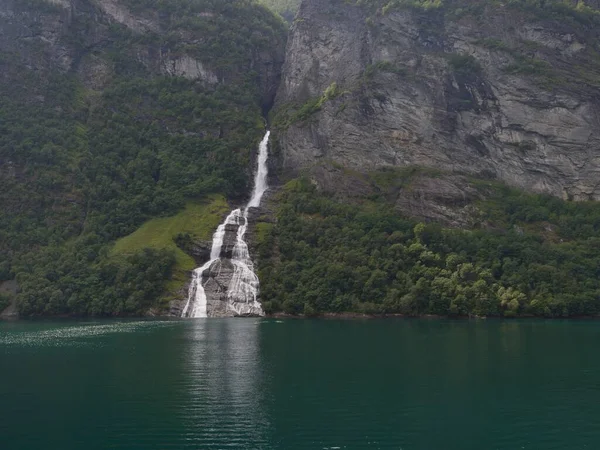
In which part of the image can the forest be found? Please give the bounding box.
[257,174,600,318]
[0,0,286,315]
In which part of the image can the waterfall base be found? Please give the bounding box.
[200,259,264,317]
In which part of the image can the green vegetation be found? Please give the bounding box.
[112,196,228,262]
[121,0,286,72]
[381,0,443,13]
[0,293,11,312]
[473,37,564,86]
[447,53,482,77]
[111,196,229,297]
[259,0,300,20]
[364,61,408,78]
[503,56,563,89]
[16,245,176,316]
[474,180,600,240]
[0,0,287,316]
[4,0,600,318]
[504,55,553,75]
[258,173,600,318]
[374,0,600,20]
[506,0,600,25]
[274,82,344,128]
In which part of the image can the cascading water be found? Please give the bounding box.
[181,131,271,318]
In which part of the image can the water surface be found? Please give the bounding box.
[1,318,599,449]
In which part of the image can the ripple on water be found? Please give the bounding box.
[2,319,600,450]
[0,320,178,348]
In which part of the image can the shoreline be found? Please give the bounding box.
[4,311,600,321]
[266,312,600,320]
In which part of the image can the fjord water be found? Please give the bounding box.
[1,319,600,449]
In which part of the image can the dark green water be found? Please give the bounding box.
[1,319,599,449]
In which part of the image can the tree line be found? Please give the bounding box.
[257,177,600,317]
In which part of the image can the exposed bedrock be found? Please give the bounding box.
[275,0,600,200]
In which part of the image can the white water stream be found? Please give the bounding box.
[181,131,270,318]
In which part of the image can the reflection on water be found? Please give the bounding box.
[2,319,600,450]
[182,320,269,448]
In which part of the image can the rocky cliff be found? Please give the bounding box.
[0,0,285,107]
[274,0,600,201]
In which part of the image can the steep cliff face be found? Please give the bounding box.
[275,0,600,200]
[0,0,285,105]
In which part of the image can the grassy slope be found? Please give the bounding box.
[111,195,229,300]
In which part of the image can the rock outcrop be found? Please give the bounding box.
[0,0,285,104]
[275,0,600,200]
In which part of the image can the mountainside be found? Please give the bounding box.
[274,0,600,201]
[0,0,287,316]
[246,0,600,319]
[258,0,300,21]
[4,0,600,319]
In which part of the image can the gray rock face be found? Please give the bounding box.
[203,259,236,317]
[275,0,600,200]
[189,240,212,263]
[393,174,483,228]
[0,0,285,105]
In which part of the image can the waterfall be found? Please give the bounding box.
[247,130,270,208]
[181,131,271,318]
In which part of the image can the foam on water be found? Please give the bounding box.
[0,321,176,347]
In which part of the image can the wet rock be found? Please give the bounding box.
[189,240,211,263]
[218,224,239,259]
[184,215,265,318]
[203,259,235,317]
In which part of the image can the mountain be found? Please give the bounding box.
[258,0,299,21]
[0,0,286,316]
[274,0,600,201]
[4,0,600,319]
[252,0,600,318]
